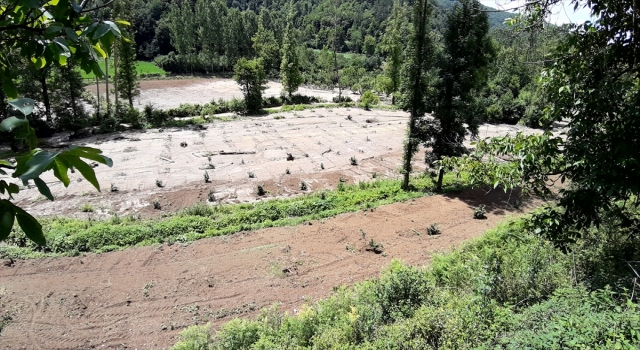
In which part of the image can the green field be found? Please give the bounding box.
[80,60,166,80]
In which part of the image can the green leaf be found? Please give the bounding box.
[8,98,36,116]
[92,23,111,41]
[0,201,15,241]
[65,155,101,191]
[0,116,28,132]
[2,80,19,99]
[15,150,58,180]
[34,178,54,201]
[52,158,71,187]
[65,146,113,167]
[14,206,45,246]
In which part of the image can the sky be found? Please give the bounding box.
[477,0,595,25]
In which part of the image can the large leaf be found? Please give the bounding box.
[14,150,59,181]
[0,116,28,132]
[34,178,54,201]
[65,146,113,167]
[52,157,71,187]
[63,155,101,191]
[14,206,45,246]
[0,200,15,241]
[8,98,36,116]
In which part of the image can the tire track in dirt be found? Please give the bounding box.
[0,189,540,349]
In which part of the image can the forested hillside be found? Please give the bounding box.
[1,0,558,139]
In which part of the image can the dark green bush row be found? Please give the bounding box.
[172,217,640,349]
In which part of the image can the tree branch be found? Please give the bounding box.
[80,0,115,14]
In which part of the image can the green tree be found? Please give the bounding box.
[234,58,267,113]
[379,0,408,103]
[427,0,495,190]
[442,0,640,244]
[253,7,280,76]
[51,59,89,133]
[116,37,141,108]
[0,0,122,244]
[280,4,303,99]
[399,0,436,190]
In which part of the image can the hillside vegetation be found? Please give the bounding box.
[172,216,640,349]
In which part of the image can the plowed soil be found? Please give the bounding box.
[0,189,537,350]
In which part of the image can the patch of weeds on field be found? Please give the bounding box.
[257,184,267,196]
[110,183,119,192]
[300,181,308,191]
[350,156,358,166]
[156,179,165,188]
[320,163,325,170]
[248,171,256,179]
[427,223,441,236]
[474,205,487,219]
[208,190,216,202]
[0,173,472,258]
[142,281,154,297]
[80,203,94,213]
[204,171,211,183]
[366,239,384,254]
[285,168,291,175]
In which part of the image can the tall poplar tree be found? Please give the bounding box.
[399,0,436,190]
[253,7,280,76]
[116,36,140,109]
[379,0,408,102]
[427,0,495,190]
[280,4,303,99]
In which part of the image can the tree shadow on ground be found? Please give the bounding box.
[441,187,532,217]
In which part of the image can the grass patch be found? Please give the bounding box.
[81,60,166,80]
[1,174,469,259]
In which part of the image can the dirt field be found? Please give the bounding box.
[86,78,363,110]
[14,107,538,219]
[0,189,538,350]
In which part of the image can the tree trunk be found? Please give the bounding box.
[436,168,444,192]
[105,58,110,116]
[67,66,78,119]
[95,76,101,121]
[402,117,416,190]
[114,48,119,111]
[39,73,52,122]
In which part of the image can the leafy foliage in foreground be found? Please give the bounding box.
[172,217,640,349]
[1,175,468,259]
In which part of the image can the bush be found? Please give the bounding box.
[359,90,380,110]
[172,323,212,350]
[333,95,353,103]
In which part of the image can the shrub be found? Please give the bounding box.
[359,91,380,110]
[171,323,212,350]
[257,184,266,196]
[473,205,487,219]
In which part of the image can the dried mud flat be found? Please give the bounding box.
[86,78,363,110]
[0,189,538,350]
[13,107,538,219]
